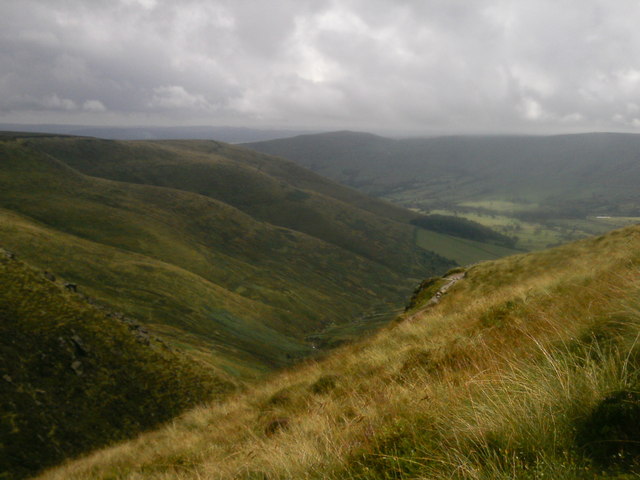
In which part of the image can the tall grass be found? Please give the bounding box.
[424,317,640,479]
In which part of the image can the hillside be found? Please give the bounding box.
[26,134,519,265]
[34,225,640,479]
[0,124,313,143]
[23,135,434,275]
[246,131,640,249]
[0,249,230,480]
[0,133,454,375]
[246,131,640,209]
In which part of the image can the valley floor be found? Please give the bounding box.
[409,203,640,252]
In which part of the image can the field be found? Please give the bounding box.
[9,131,640,479]
[414,227,522,265]
[426,206,640,250]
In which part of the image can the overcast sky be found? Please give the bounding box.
[2,0,640,134]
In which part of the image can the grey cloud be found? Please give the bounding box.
[2,0,640,133]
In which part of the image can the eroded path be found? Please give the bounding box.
[427,272,465,306]
[403,271,466,322]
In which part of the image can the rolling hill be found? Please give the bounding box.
[22,135,440,275]
[0,123,313,143]
[32,224,640,480]
[246,131,640,209]
[246,131,640,248]
[0,133,454,376]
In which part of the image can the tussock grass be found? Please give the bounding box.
[36,225,640,479]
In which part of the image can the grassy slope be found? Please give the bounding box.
[26,136,431,276]
[0,135,452,373]
[0,207,303,375]
[0,250,231,480]
[35,225,640,479]
[26,135,515,268]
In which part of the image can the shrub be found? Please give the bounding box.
[576,389,640,470]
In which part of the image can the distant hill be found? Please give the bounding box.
[0,124,315,143]
[246,131,640,248]
[0,133,454,376]
[246,131,640,213]
[0,250,229,480]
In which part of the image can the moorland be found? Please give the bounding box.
[2,129,640,479]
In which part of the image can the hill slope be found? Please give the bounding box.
[23,135,435,275]
[35,225,640,479]
[246,131,640,209]
[0,250,230,480]
[246,131,640,248]
[0,123,313,143]
[0,134,453,374]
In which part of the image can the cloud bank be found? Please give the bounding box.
[2,0,640,134]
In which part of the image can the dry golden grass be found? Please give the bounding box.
[36,225,640,479]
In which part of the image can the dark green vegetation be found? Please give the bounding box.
[410,214,516,247]
[0,132,454,376]
[33,134,514,265]
[0,250,229,480]
[246,131,640,249]
[576,390,640,469]
[414,228,521,266]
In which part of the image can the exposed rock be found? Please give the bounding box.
[64,283,78,292]
[135,332,151,346]
[70,334,89,356]
[43,271,56,282]
[70,360,83,376]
